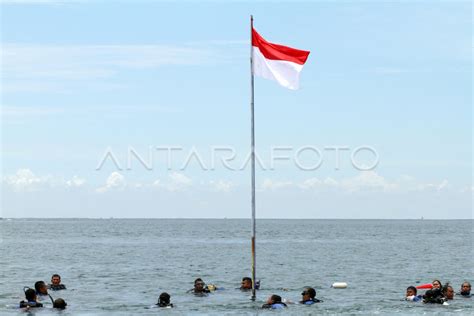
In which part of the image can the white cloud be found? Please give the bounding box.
[209,180,234,192]
[340,170,398,192]
[271,171,454,194]
[3,168,50,191]
[66,175,86,188]
[167,172,192,191]
[261,179,294,191]
[416,179,450,192]
[96,172,126,193]
[299,177,339,190]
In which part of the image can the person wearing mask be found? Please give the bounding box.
[156,292,173,308]
[300,287,322,305]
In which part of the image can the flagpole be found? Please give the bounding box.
[249,14,257,301]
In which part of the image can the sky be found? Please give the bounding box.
[0,0,472,218]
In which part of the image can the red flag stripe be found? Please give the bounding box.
[252,28,310,65]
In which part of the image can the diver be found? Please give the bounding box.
[405,286,422,302]
[187,278,211,295]
[423,287,447,304]
[53,298,67,309]
[442,283,454,300]
[34,281,54,305]
[48,274,66,291]
[156,292,173,308]
[300,287,322,304]
[240,277,260,291]
[458,281,471,297]
[262,294,287,309]
[19,288,43,309]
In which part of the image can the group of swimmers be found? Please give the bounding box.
[19,274,67,310]
[17,275,321,311]
[154,277,322,309]
[405,280,471,305]
[18,274,471,311]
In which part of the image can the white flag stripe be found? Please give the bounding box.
[252,45,304,90]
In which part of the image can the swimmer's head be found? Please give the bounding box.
[53,298,67,309]
[432,280,442,289]
[51,274,61,286]
[158,292,170,305]
[34,281,48,295]
[241,277,252,290]
[24,288,36,302]
[461,281,471,295]
[194,278,205,291]
[302,287,316,299]
[267,294,282,304]
[406,286,417,297]
[443,284,454,300]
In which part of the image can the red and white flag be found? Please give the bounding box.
[252,28,310,90]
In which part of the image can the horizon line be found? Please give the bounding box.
[1,217,472,220]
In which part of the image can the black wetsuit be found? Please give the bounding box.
[300,298,322,305]
[19,301,43,308]
[49,284,66,291]
[423,289,446,304]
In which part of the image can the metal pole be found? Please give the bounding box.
[250,14,257,301]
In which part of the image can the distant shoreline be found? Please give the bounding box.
[1,217,472,220]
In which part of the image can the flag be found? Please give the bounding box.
[252,28,310,90]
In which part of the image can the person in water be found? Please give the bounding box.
[405,286,422,302]
[240,277,260,291]
[443,284,454,300]
[300,287,322,304]
[34,281,54,305]
[423,287,446,304]
[262,294,287,309]
[156,292,173,308]
[240,277,252,290]
[188,278,211,294]
[432,279,442,290]
[53,298,67,309]
[48,274,66,291]
[19,288,43,309]
[459,281,471,297]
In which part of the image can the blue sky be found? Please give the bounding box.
[1,0,472,218]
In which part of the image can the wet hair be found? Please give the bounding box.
[194,278,203,285]
[51,274,61,280]
[242,277,252,283]
[432,279,443,288]
[462,281,471,289]
[271,294,282,303]
[442,283,453,294]
[406,286,417,295]
[303,287,316,299]
[158,292,170,306]
[24,288,36,301]
[34,281,46,292]
[53,298,67,309]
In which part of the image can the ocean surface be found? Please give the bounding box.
[0,219,472,315]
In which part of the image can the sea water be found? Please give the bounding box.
[0,219,472,315]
